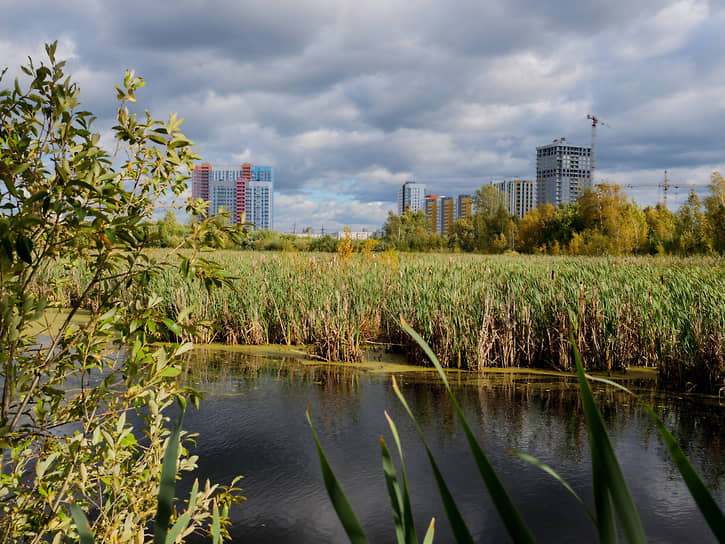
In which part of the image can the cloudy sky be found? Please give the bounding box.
[2,0,724,232]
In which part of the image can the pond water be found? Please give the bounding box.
[180,346,725,543]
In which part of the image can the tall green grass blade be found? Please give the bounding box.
[212,502,221,544]
[154,406,186,544]
[591,443,617,543]
[380,436,407,544]
[165,479,198,544]
[70,503,95,544]
[511,450,596,525]
[306,406,369,544]
[165,513,190,544]
[400,318,536,544]
[590,376,725,542]
[570,330,646,544]
[392,376,475,544]
[422,518,435,544]
[384,411,418,544]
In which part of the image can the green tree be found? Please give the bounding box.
[504,219,518,251]
[159,210,189,246]
[644,203,678,254]
[677,189,709,254]
[309,234,339,252]
[704,171,725,253]
[516,203,557,253]
[548,202,585,249]
[450,216,476,251]
[575,184,648,255]
[383,210,432,251]
[472,185,504,218]
[0,44,238,541]
[469,185,513,252]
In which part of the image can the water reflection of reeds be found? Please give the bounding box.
[181,347,725,492]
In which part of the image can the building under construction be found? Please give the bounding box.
[536,138,591,208]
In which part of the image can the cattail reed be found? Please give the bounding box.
[35,251,725,392]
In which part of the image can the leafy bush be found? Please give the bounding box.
[0,43,239,541]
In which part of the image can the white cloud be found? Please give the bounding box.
[274,193,391,232]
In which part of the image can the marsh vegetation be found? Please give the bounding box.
[36,252,725,392]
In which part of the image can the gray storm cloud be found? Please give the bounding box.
[1,0,723,231]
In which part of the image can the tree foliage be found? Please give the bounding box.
[704,172,725,253]
[0,43,239,542]
[677,190,709,254]
[382,210,444,251]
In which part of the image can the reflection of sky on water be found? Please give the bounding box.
[182,348,725,543]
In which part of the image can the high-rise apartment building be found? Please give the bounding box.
[536,138,591,207]
[398,181,427,215]
[191,162,274,230]
[457,195,473,219]
[394,184,471,235]
[191,163,212,201]
[441,197,455,235]
[493,180,536,219]
[425,195,444,235]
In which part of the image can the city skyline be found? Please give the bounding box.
[2,1,724,232]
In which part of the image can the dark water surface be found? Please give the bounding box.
[181,347,725,543]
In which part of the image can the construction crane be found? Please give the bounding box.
[587,114,610,183]
[623,171,710,207]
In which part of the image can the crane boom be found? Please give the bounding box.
[623,170,710,207]
[586,114,610,184]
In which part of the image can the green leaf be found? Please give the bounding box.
[153,406,185,544]
[589,376,725,542]
[570,330,646,544]
[174,342,194,357]
[165,480,198,544]
[392,377,475,544]
[158,367,182,379]
[422,518,435,544]
[306,406,368,544]
[46,41,57,63]
[70,503,95,544]
[148,133,168,145]
[0,235,13,261]
[12,163,30,176]
[512,450,595,524]
[384,412,417,544]
[400,318,536,544]
[15,236,32,264]
[168,138,192,149]
[380,437,406,544]
[212,502,221,544]
[162,318,182,337]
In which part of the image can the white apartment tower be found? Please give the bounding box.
[398,181,427,215]
[493,180,536,219]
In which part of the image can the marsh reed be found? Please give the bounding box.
[37,252,725,391]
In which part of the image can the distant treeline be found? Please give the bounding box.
[145,172,725,255]
[382,172,725,255]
